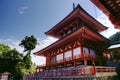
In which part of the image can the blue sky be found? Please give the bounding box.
[0,0,97,40]
[0,0,119,65]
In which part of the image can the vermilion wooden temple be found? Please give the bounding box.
[24,5,117,80]
[91,0,120,29]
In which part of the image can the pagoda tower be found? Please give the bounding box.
[24,4,117,80]
[35,4,108,69]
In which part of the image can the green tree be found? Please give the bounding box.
[19,35,37,69]
[0,49,24,80]
[23,53,32,69]
[0,43,36,80]
[109,31,120,42]
[0,44,10,55]
[19,35,37,54]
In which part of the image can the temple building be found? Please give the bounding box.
[24,4,117,80]
[104,41,120,68]
[91,0,120,29]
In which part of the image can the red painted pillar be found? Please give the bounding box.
[64,63,66,68]
[84,58,87,65]
[74,60,76,67]
[72,49,74,60]
[63,52,65,62]
[92,64,96,75]
[83,52,87,65]
[92,58,95,64]
[100,67,102,73]
[81,45,83,57]
[55,55,57,64]
[106,67,108,73]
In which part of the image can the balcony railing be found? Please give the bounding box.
[24,66,117,79]
[57,59,63,63]
[36,64,46,68]
[36,54,95,69]
[95,66,116,73]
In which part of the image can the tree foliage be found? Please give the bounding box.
[0,35,37,79]
[109,31,120,42]
[109,31,120,79]
[19,35,37,70]
[19,35,37,53]
[0,49,24,79]
[23,53,32,69]
[0,44,10,55]
[0,43,36,80]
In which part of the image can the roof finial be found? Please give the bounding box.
[73,3,75,10]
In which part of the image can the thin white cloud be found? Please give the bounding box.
[18,6,29,14]
[32,37,58,53]
[0,39,24,53]
[97,11,120,38]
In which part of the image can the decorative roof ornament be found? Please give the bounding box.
[73,3,75,10]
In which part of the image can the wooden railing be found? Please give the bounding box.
[73,54,82,59]
[24,66,116,79]
[57,59,63,63]
[64,56,72,61]
[36,64,46,68]
[95,66,116,73]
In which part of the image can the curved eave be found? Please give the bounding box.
[34,24,108,57]
[91,0,110,16]
[91,0,120,28]
[45,4,108,39]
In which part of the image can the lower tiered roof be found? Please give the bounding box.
[34,23,109,56]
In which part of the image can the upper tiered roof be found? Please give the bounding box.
[91,0,120,28]
[45,4,108,39]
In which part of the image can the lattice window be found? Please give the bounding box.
[73,47,81,56]
[83,47,89,57]
[90,49,96,58]
[64,50,72,58]
[50,56,55,64]
[56,53,63,62]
